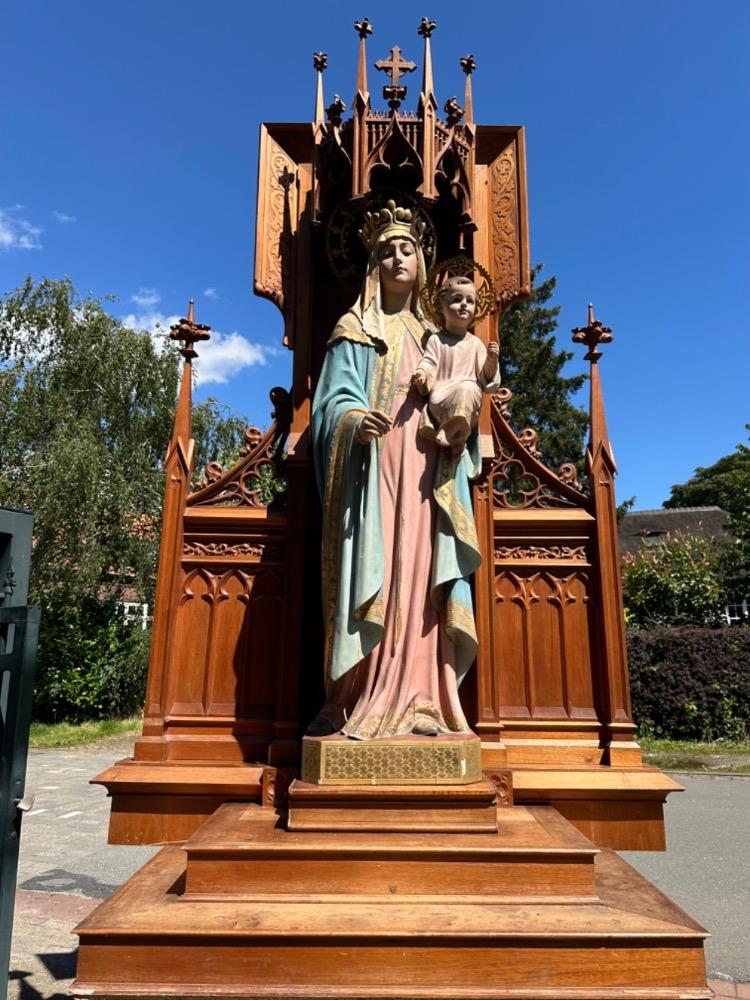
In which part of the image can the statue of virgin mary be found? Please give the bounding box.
[310,200,482,740]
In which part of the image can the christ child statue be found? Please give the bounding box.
[411,275,501,457]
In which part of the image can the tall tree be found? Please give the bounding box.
[0,276,247,608]
[0,277,250,720]
[499,265,588,473]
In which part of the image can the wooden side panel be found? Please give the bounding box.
[491,566,595,722]
[166,569,212,715]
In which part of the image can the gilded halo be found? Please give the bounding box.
[420,255,496,328]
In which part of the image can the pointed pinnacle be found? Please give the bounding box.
[588,301,595,324]
[187,298,195,323]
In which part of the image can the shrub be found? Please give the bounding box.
[628,627,750,741]
[622,531,726,628]
[33,598,150,722]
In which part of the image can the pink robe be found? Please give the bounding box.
[329,322,472,740]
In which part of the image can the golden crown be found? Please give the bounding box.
[358,199,427,253]
[420,255,496,328]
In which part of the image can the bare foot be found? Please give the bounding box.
[435,428,450,448]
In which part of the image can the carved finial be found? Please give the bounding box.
[418,17,436,38]
[460,54,476,126]
[326,94,346,126]
[375,45,417,112]
[354,17,373,39]
[572,301,613,362]
[444,97,464,127]
[170,298,211,360]
[313,52,328,125]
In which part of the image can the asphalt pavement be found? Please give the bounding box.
[8,738,749,998]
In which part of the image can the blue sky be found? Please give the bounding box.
[3,1,748,509]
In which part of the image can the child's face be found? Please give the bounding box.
[441,286,476,332]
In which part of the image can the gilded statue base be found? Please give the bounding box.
[300,733,483,786]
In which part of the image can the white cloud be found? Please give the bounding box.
[0,206,43,251]
[203,287,218,299]
[121,308,271,385]
[130,287,161,308]
[51,210,76,224]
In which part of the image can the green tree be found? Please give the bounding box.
[621,532,726,628]
[499,265,589,473]
[0,276,249,719]
[193,397,248,480]
[664,428,750,602]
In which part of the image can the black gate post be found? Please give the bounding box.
[0,507,39,996]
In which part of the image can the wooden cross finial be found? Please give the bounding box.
[170,298,211,360]
[572,301,613,362]
[375,45,417,111]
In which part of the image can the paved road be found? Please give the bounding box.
[9,740,749,998]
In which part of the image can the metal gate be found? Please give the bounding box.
[0,506,38,995]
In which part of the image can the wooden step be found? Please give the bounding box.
[73,829,708,999]
[287,777,504,832]
[182,803,598,899]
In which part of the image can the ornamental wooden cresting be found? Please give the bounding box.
[94,20,678,850]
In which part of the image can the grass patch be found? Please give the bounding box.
[640,737,750,754]
[29,716,141,749]
[640,737,750,774]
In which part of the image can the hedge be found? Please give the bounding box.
[628,627,750,741]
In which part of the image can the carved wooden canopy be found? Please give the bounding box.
[254,19,530,357]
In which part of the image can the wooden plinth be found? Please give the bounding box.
[73,803,709,1000]
[301,733,483,785]
[93,755,681,850]
[183,802,597,899]
[512,765,684,851]
[91,759,264,844]
[287,778,504,833]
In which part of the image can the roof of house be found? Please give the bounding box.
[618,505,731,556]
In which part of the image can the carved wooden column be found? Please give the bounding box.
[573,305,642,766]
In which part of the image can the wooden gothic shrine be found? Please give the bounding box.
[76,20,709,1000]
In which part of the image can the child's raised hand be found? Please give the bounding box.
[411,369,429,396]
[487,340,500,357]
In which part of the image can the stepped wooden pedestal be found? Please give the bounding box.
[73,786,710,999]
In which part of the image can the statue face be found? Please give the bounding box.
[441,283,476,333]
[377,238,418,295]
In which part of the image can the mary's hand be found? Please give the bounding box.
[356,409,392,444]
